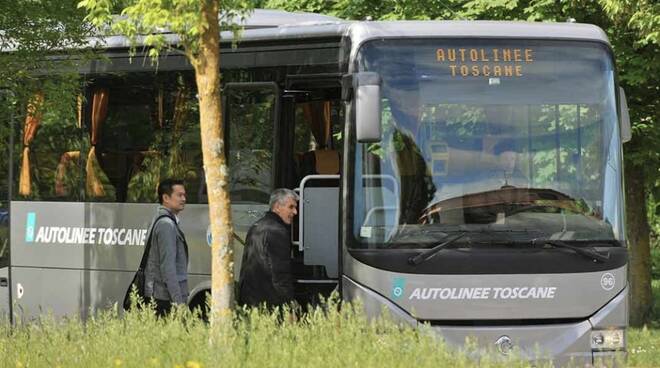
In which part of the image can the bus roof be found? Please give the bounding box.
[91,11,611,52]
[346,20,609,44]
[99,9,344,50]
[227,19,609,44]
[238,8,342,27]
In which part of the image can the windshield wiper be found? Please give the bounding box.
[535,239,610,263]
[408,232,467,266]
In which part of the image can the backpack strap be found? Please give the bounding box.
[175,224,189,261]
[138,214,177,270]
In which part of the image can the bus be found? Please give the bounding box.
[0,9,631,366]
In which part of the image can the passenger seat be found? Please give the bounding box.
[300,149,340,176]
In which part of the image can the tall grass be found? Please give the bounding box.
[626,236,660,365]
[2,297,658,367]
[628,325,660,367]
[0,301,540,368]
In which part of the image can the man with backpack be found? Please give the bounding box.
[144,178,189,316]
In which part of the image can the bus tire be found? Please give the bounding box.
[189,289,210,322]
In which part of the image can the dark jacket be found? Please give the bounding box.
[144,206,189,304]
[238,211,295,307]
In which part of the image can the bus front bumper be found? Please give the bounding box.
[428,288,628,367]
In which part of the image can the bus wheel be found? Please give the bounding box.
[189,290,210,322]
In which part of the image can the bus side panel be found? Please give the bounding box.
[8,201,235,317]
[10,202,86,269]
[10,201,151,318]
[87,269,136,315]
[85,270,213,315]
[8,200,264,318]
[173,204,213,277]
[11,267,82,320]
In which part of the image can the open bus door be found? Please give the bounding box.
[297,175,340,299]
[285,76,344,305]
[224,77,344,305]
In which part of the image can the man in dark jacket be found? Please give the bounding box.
[238,188,298,308]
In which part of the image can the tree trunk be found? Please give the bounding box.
[624,160,652,326]
[193,0,234,325]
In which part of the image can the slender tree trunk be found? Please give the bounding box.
[193,0,234,325]
[624,160,652,326]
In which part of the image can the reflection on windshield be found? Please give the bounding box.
[352,39,623,248]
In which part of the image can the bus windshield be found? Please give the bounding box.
[351,39,624,248]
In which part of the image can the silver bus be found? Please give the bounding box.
[0,9,631,366]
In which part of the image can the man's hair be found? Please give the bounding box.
[269,188,299,210]
[158,178,185,204]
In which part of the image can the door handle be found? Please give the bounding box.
[0,277,7,287]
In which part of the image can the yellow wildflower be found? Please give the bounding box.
[186,361,203,368]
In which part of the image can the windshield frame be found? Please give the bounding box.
[345,37,625,250]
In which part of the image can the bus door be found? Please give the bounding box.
[223,82,280,280]
[0,92,11,322]
[286,77,344,303]
[298,175,339,280]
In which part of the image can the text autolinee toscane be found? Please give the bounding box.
[436,47,535,78]
[408,286,557,300]
[32,226,147,246]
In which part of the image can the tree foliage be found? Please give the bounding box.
[78,0,251,61]
[600,0,659,46]
[0,1,93,114]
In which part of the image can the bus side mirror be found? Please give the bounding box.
[619,87,632,143]
[354,72,382,143]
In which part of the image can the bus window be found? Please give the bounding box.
[97,79,155,202]
[92,72,204,203]
[226,86,277,204]
[13,91,84,202]
[294,100,343,180]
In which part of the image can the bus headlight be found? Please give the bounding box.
[591,329,625,351]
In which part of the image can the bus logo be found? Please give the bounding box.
[600,273,615,291]
[25,212,36,242]
[392,277,406,300]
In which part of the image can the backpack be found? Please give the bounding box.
[122,214,176,311]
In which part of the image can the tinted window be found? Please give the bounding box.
[89,72,205,203]
[293,100,344,182]
[226,87,276,204]
[12,90,84,202]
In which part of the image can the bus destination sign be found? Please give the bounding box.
[436,48,534,78]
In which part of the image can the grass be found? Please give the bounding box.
[0,301,540,368]
[2,246,659,367]
[627,278,660,368]
[0,305,657,368]
[628,325,660,367]
[1,298,658,368]
[627,241,660,368]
